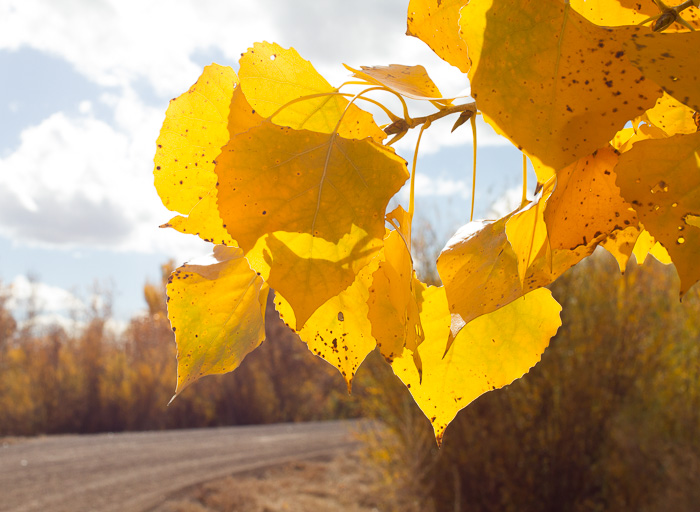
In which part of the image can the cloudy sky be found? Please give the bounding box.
[0,0,527,326]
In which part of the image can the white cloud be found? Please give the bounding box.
[0,0,276,97]
[1,0,468,98]
[7,275,85,314]
[0,89,209,257]
[0,0,503,256]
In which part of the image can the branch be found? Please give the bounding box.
[383,102,477,136]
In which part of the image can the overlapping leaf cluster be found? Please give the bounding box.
[154,0,700,443]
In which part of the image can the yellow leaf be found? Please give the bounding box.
[167,246,268,396]
[246,227,382,329]
[238,42,385,141]
[154,64,238,246]
[572,0,700,32]
[632,228,672,265]
[544,146,638,251]
[368,230,424,365]
[613,123,670,153]
[275,257,379,392]
[616,131,700,294]
[391,286,561,444]
[625,31,700,113]
[600,225,641,272]
[438,215,585,340]
[643,93,699,137]
[216,119,409,251]
[406,0,470,73]
[344,64,453,106]
[505,180,553,284]
[460,0,662,170]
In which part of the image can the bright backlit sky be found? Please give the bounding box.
[0,0,528,328]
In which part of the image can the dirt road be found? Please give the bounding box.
[0,420,361,512]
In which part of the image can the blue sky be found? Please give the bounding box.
[0,0,528,328]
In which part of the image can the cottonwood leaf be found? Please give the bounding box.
[572,0,700,31]
[167,245,268,396]
[438,215,585,340]
[544,146,638,251]
[238,42,385,141]
[245,228,382,329]
[615,131,700,294]
[505,180,553,285]
[154,64,237,246]
[642,93,699,137]
[275,256,379,391]
[406,0,470,73]
[391,286,561,445]
[460,0,662,171]
[625,31,700,113]
[344,64,453,106]
[216,120,409,251]
[367,230,424,369]
[632,228,672,265]
[600,225,641,272]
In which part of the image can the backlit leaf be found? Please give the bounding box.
[368,230,424,366]
[391,286,561,444]
[406,0,470,73]
[345,64,453,106]
[505,180,553,284]
[642,93,699,137]
[600,225,641,272]
[238,42,385,141]
[167,246,268,396]
[625,31,700,112]
[154,64,237,246]
[275,256,379,391]
[245,227,382,329]
[216,120,409,251]
[572,0,700,31]
[632,228,672,265]
[615,131,700,294]
[544,146,638,251]
[460,0,662,170]
[438,215,586,340]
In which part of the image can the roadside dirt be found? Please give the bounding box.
[0,421,376,512]
[149,452,387,512]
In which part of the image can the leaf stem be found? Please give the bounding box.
[469,115,478,222]
[408,120,431,248]
[384,102,477,136]
[522,153,529,208]
[267,89,400,126]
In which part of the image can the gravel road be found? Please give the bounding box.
[0,420,361,512]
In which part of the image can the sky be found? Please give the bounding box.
[0,0,529,328]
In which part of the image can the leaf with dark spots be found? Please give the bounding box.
[615,131,700,295]
[460,0,662,170]
[625,31,700,112]
[167,246,268,397]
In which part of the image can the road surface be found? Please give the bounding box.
[0,420,361,512]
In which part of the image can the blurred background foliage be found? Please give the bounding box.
[1,245,699,510]
[360,251,700,511]
[0,262,363,436]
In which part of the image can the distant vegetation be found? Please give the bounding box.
[361,252,700,511]
[0,263,362,436]
[3,251,700,509]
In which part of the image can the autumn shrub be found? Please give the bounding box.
[361,251,700,511]
[0,266,362,436]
